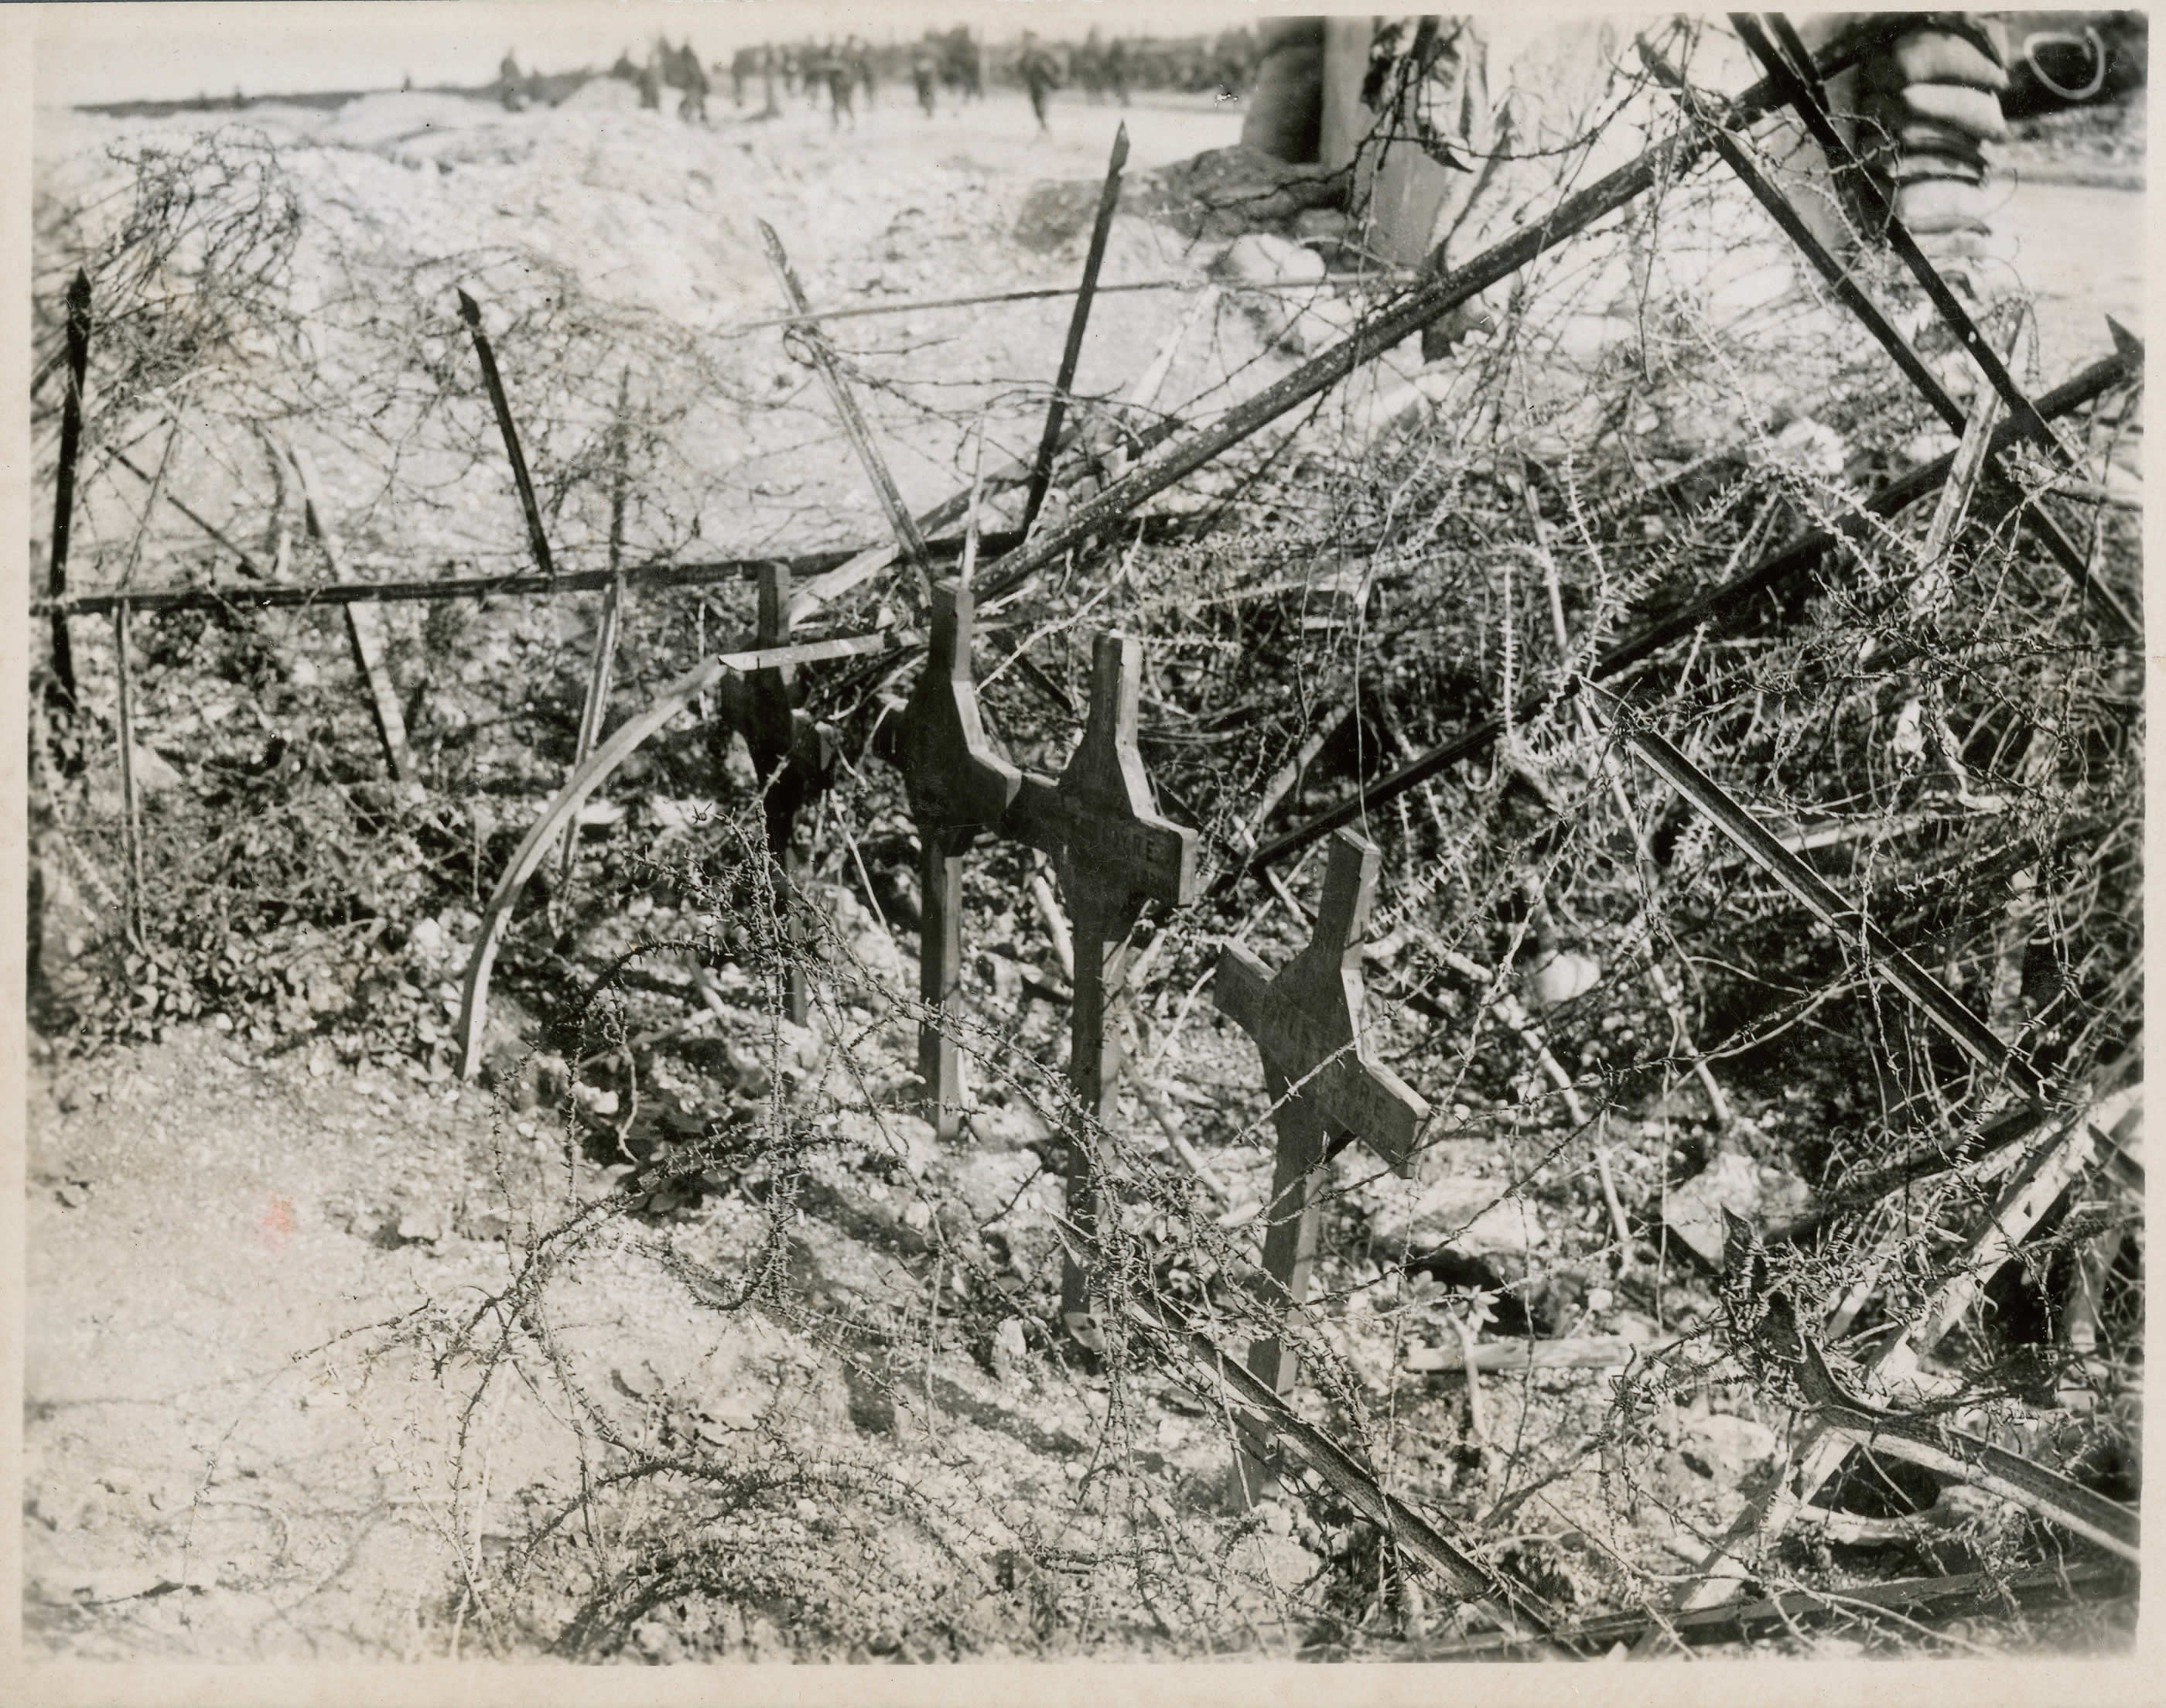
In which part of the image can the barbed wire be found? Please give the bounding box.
[29,70,2143,1660]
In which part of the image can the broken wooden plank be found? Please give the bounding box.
[1021,121,1129,535]
[1918,335,2017,575]
[1796,1338,2138,1561]
[713,630,893,674]
[559,364,634,886]
[1222,340,2141,889]
[1665,1103,2107,1621]
[1405,1334,1655,1374]
[289,446,414,783]
[457,287,557,580]
[1601,702,2047,1105]
[46,268,91,710]
[757,220,931,587]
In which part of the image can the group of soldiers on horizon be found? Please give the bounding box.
[598,38,711,121]
[490,25,1261,131]
[723,30,984,125]
[729,36,884,128]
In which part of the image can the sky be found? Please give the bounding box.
[32,0,1289,108]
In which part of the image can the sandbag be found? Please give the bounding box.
[1893,117,1995,162]
[1891,29,2010,91]
[1894,174,1997,234]
[1895,80,2012,142]
[1884,149,1988,186]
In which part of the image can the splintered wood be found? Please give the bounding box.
[46,269,91,712]
[289,446,414,784]
[1214,828,1428,1499]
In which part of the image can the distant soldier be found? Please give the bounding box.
[1019,31,1061,134]
[1105,36,1131,106]
[498,49,526,112]
[729,46,753,108]
[1077,28,1106,103]
[950,27,985,102]
[912,42,939,118]
[760,44,781,117]
[846,35,876,108]
[636,46,661,110]
[811,41,855,130]
[675,41,709,123]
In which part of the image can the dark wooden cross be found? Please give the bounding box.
[1214,827,1429,1498]
[893,578,1021,1139]
[1006,634,1198,1338]
[716,562,838,1027]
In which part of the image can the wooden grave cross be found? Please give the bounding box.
[893,577,1022,1139]
[1005,634,1198,1337]
[715,562,839,1027]
[1214,827,1428,1497]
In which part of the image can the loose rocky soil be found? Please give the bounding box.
[23,71,2144,1674]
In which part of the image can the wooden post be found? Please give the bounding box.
[112,604,146,949]
[756,220,933,593]
[969,20,1911,611]
[1222,337,2142,892]
[111,447,272,579]
[739,562,839,1027]
[1645,32,2129,637]
[1020,121,1128,536]
[289,446,414,783]
[1004,634,1198,1341]
[1214,828,1430,1500]
[894,578,1022,1136]
[1742,15,2069,464]
[456,288,557,580]
[559,366,633,886]
[47,270,91,716]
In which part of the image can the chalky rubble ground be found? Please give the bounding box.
[26,70,2144,1662]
